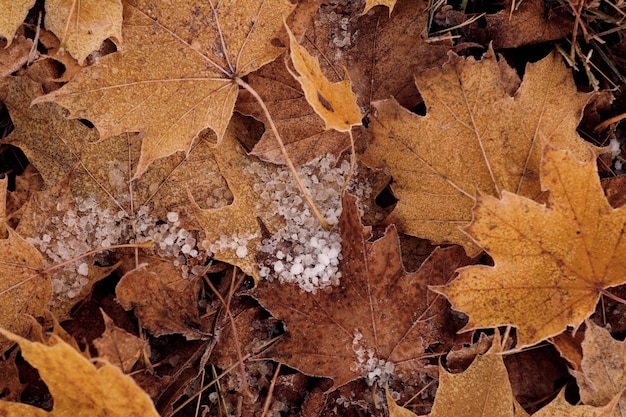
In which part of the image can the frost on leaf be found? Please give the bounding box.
[34,0,294,178]
[0,0,35,47]
[360,48,599,255]
[573,321,626,415]
[433,147,626,349]
[0,329,159,417]
[253,194,472,390]
[424,333,514,417]
[44,0,123,65]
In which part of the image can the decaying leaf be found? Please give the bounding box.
[253,194,473,389]
[0,0,35,46]
[573,321,626,416]
[0,177,49,354]
[286,24,361,132]
[0,329,159,416]
[236,57,351,166]
[361,49,598,255]
[0,37,33,80]
[433,147,626,348]
[93,309,146,373]
[531,390,619,417]
[44,0,123,64]
[387,388,418,417]
[421,333,514,417]
[34,0,294,178]
[116,265,209,339]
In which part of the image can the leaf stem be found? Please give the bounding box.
[234,77,333,231]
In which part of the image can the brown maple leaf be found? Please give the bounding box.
[236,58,352,166]
[433,147,626,349]
[253,194,472,390]
[360,48,600,255]
[34,0,294,178]
[0,0,34,46]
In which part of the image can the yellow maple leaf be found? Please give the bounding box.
[0,329,158,416]
[35,0,294,178]
[0,0,35,46]
[360,49,599,255]
[421,333,514,417]
[0,175,50,354]
[45,0,123,65]
[433,147,626,349]
[286,24,361,132]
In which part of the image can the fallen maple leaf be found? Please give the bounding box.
[0,0,34,46]
[34,0,294,178]
[0,177,50,354]
[0,329,159,416]
[361,49,599,255]
[93,309,146,373]
[116,265,210,339]
[307,0,451,111]
[531,391,619,417]
[286,24,361,132]
[253,194,472,389]
[420,333,515,417]
[573,320,626,416]
[236,53,352,165]
[433,147,626,348]
[44,0,123,65]
[0,37,33,80]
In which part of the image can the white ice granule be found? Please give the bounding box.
[250,153,371,292]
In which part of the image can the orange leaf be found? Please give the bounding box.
[44,0,123,64]
[425,333,515,417]
[0,329,159,416]
[360,49,600,255]
[0,0,35,46]
[433,147,626,348]
[35,0,294,178]
[286,23,361,132]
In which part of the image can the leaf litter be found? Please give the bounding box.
[2,0,626,415]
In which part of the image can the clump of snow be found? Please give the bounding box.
[250,153,370,292]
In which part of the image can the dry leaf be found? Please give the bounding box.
[0,37,33,80]
[308,0,451,111]
[433,147,626,348]
[286,24,361,132]
[0,350,24,402]
[0,0,35,46]
[387,388,418,417]
[236,56,351,165]
[93,309,145,373]
[362,0,397,15]
[0,179,49,354]
[532,390,619,417]
[463,0,572,48]
[45,0,123,65]
[2,75,233,229]
[253,194,472,389]
[573,321,626,416]
[422,333,514,417]
[34,0,294,178]
[361,49,598,255]
[0,329,159,416]
[116,265,209,339]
